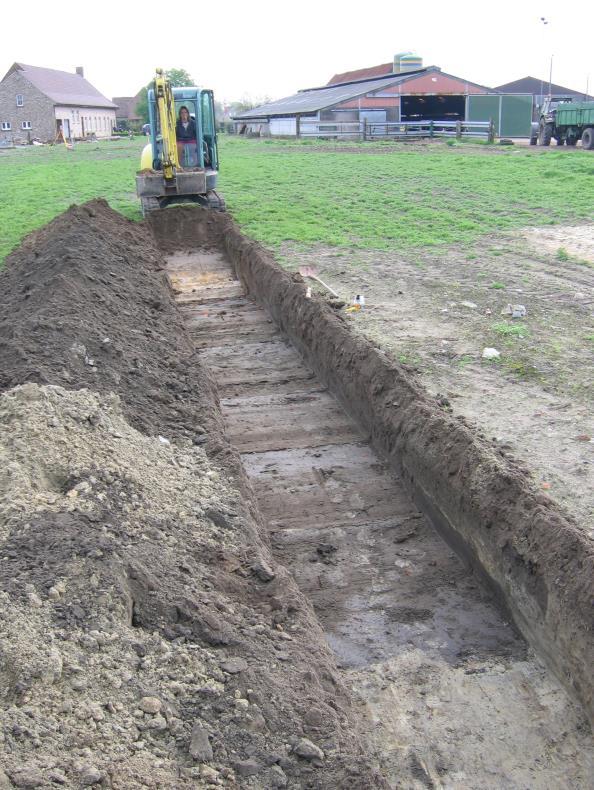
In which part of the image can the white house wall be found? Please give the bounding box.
[54,106,117,139]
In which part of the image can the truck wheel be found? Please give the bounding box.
[566,136,577,147]
[529,135,537,145]
[538,122,552,146]
[556,138,565,146]
[581,128,594,150]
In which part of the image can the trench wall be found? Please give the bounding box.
[149,206,594,729]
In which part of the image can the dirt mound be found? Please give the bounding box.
[0,204,384,788]
[0,199,222,450]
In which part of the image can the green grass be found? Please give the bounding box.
[0,137,143,262]
[492,321,529,337]
[1,135,593,266]
[554,245,593,268]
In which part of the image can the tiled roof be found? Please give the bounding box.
[328,62,393,85]
[3,63,117,109]
[112,96,142,119]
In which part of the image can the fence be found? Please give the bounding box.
[297,119,495,142]
[299,120,363,139]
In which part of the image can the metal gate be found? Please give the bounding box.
[467,94,533,137]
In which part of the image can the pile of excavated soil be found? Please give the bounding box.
[0,202,383,789]
[0,199,223,452]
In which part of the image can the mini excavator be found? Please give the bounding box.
[136,69,225,217]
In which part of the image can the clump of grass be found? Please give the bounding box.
[556,247,570,261]
[490,281,506,290]
[492,321,529,337]
[504,359,541,379]
[457,354,474,368]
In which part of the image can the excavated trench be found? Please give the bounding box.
[150,208,593,788]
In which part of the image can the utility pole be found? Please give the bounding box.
[540,17,553,102]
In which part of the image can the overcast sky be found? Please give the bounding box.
[2,1,592,105]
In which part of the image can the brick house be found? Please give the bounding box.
[112,92,144,131]
[0,63,117,144]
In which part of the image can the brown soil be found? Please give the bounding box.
[1,200,591,787]
[0,201,383,788]
[0,200,222,449]
[157,205,592,729]
[159,243,592,788]
[278,230,594,540]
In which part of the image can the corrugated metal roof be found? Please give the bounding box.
[494,75,593,99]
[233,70,429,119]
[3,63,117,109]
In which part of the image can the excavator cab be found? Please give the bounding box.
[136,72,224,217]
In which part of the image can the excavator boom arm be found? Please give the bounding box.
[154,69,179,180]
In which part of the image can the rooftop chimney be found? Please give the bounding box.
[76,66,84,78]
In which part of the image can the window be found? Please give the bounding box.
[21,121,32,130]
[16,94,23,107]
[1,122,11,131]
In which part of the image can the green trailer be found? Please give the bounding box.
[537,98,594,149]
[555,102,594,148]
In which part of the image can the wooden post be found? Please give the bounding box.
[363,119,368,141]
[488,118,495,143]
[296,114,301,139]
[429,120,434,138]
[456,120,462,139]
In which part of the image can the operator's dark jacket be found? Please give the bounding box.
[176,119,197,140]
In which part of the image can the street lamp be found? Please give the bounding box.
[540,17,553,99]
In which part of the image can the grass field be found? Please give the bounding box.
[0,135,593,265]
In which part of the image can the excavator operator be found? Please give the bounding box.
[176,106,197,166]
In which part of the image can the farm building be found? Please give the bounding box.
[112,91,144,131]
[494,76,593,117]
[0,63,117,144]
[233,54,533,138]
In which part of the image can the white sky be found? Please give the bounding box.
[2,0,592,105]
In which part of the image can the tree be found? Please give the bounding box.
[165,68,195,87]
[135,87,149,124]
[229,96,272,118]
[135,69,196,123]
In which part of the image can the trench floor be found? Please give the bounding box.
[168,250,593,789]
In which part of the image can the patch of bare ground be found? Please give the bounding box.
[279,224,594,538]
[523,224,594,264]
